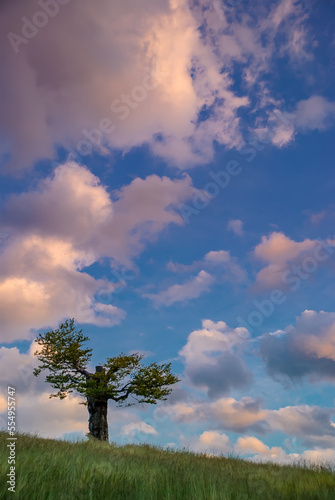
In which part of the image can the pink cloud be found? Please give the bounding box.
[0,162,195,341]
[253,232,335,288]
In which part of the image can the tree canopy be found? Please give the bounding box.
[33,318,180,407]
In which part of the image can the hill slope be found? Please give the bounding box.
[1,431,334,499]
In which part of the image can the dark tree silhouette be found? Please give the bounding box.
[33,319,179,441]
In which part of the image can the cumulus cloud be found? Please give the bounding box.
[0,340,89,437]
[235,436,284,459]
[0,162,195,341]
[180,428,332,464]
[253,232,335,288]
[180,430,233,455]
[0,342,42,395]
[260,310,335,383]
[210,397,268,433]
[268,404,335,449]
[122,422,158,438]
[0,0,321,173]
[163,393,335,443]
[160,396,267,433]
[181,429,335,463]
[0,0,249,173]
[179,319,252,398]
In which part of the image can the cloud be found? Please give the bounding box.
[161,392,335,445]
[0,235,125,342]
[268,404,335,448]
[143,270,214,307]
[162,393,335,462]
[0,162,195,341]
[180,430,233,455]
[182,429,335,463]
[270,0,296,30]
[0,0,249,173]
[179,319,252,398]
[294,96,335,132]
[158,396,267,433]
[227,219,244,236]
[184,353,252,399]
[204,250,231,264]
[0,340,89,438]
[253,232,335,288]
[235,436,283,458]
[260,310,335,383]
[254,232,316,263]
[122,421,158,438]
[303,210,326,226]
[298,448,335,464]
[167,249,246,283]
[0,0,320,173]
[0,343,41,395]
[258,96,335,148]
[210,397,267,433]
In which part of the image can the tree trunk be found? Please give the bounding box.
[87,397,109,441]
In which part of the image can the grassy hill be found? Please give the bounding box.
[1,431,335,499]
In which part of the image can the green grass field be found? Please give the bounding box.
[1,431,335,499]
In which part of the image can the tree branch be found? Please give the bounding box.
[106,366,120,378]
[74,363,92,380]
[114,381,132,393]
[113,386,133,402]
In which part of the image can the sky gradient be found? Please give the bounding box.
[1,0,335,464]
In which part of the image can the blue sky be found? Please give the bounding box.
[1,0,335,463]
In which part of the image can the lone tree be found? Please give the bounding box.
[33,319,179,441]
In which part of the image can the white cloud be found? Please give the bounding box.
[227,219,244,237]
[204,250,231,263]
[295,96,335,131]
[160,395,265,433]
[143,270,214,307]
[235,436,283,458]
[180,430,233,455]
[258,96,335,149]
[268,404,335,444]
[179,320,252,398]
[122,422,158,437]
[180,429,335,464]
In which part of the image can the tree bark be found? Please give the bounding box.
[87,396,109,441]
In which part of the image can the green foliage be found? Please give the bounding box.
[33,319,93,399]
[129,362,179,405]
[33,319,179,407]
[1,431,335,500]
